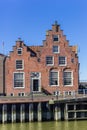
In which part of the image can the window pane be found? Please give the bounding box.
[16,60,23,69]
[14,73,24,88]
[53,46,59,53]
[59,56,66,65]
[46,56,53,65]
[17,48,22,55]
[63,72,72,85]
[50,71,58,85]
[53,35,59,41]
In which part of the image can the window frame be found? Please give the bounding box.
[10,93,14,96]
[59,56,67,66]
[53,45,60,53]
[16,60,24,70]
[53,35,59,42]
[63,71,73,86]
[46,56,54,66]
[18,92,25,96]
[17,48,22,55]
[30,72,41,92]
[13,72,25,88]
[49,70,59,86]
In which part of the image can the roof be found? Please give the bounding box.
[29,46,43,52]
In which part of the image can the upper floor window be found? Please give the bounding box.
[53,45,59,53]
[53,35,59,41]
[17,48,22,55]
[49,71,59,86]
[46,56,54,65]
[59,56,66,66]
[63,71,73,86]
[16,60,24,70]
[14,72,24,88]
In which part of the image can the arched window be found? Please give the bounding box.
[49,70,59,86]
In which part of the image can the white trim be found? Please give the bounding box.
[53,45,60,54]
[46,56,54,66]
[18,92,25,96]
[63,71,73,87]
[31,72,41,92]
[54,91,61,96]
[64,91,74,96]
[15,59,24,70]
[59,56,67,66]
[17,48,22,55]
[13,72,25,89]
[53,35,59,42]
[50,70,59,86]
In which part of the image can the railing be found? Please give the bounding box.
[0,90,87,103]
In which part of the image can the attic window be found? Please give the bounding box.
[17,48,22,55]
[53,35,59,41]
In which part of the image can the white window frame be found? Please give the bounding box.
[17,48,22,55]
[54,91,60,96]
[18,92,25,96]
[63,91,73,96]
[59,56,67,66]
[63,71,73,86]
[49,70,59,86]
[16,60,24,70]
[53,35,59,42]
[46,56,54,66]
[53,45,60,53]
[31,72,41,92]
[13,72,25,88]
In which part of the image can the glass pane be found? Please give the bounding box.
[50,71,58,85]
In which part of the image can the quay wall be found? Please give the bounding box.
[0,95,87,123]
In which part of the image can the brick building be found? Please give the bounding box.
[0,54,6,94]
[5,22,79,96]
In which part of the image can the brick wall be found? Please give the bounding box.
[5,23,79,96]
[0,54,5,94]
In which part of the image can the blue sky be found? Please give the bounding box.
[0,0,87,80]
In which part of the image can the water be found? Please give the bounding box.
[0,121,87,130]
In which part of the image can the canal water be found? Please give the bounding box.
[0,121,87,130]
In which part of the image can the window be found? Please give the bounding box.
[46,56,53,65]
[16,60,23,70]
[30,72,41,92]
[18,93,25,96]
[63,71,73,86]
[17,48,22,55]
[54,91,60,96]
[50,71,58,86]
[53,46,59,53]
[10,93,14,96]
[14,72,24,88]
[64,91,72,96]
[53,35,59,41]
[59,56,66,66]
[71,58,74,63]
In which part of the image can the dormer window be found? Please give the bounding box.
[53,35,59,41]
[17,48,22,55]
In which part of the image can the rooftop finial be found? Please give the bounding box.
[17,38,22,41]
[55,20,58,25]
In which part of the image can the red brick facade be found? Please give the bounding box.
[0,54,5,94]
[5,22,79,96]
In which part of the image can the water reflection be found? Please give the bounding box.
[0,121,87,130]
